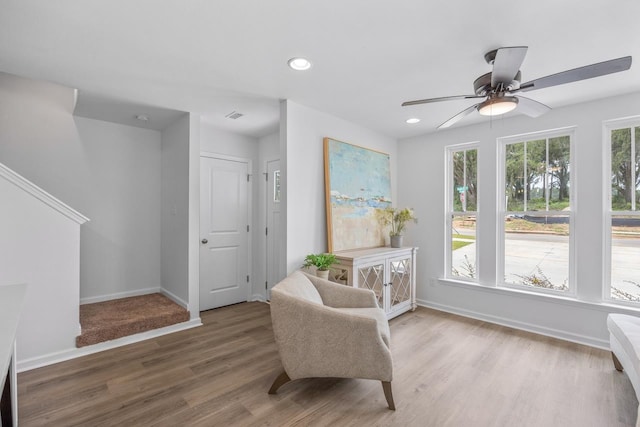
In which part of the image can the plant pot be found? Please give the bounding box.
[316,269,330,280]
[390,235,403,248]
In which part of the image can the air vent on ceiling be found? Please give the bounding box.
[225,111,244,120]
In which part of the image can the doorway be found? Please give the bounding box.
[199,154,251,310]
[266,159,285,299]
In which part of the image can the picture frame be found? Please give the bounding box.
[324,137,392,252]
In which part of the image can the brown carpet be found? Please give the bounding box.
[76,293,190,347]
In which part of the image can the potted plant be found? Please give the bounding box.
[380,207,418,248]
[303,253,337,280]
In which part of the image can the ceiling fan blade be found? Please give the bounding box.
[516,96,551,118]
[491,46,528,88]
[520,56,632,92]
[438,104,479,129]
[401,94,484,107]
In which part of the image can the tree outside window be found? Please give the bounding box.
[447,145,478,281]
[608,124,640,303]
[500,130,573,293]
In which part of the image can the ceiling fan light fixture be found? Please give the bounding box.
[477,96,518,116]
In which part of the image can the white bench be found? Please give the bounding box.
[608,313,640,427]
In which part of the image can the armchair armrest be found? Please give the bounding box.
[303,272,378,308]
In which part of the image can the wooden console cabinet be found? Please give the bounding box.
[330,246,417,319]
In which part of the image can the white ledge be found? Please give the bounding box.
[17,318,202,372]
[0,163,89,224]
[436,277,640,314]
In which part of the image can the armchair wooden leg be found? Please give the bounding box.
[382,381,395,410]
[612,352,624,372]
[268,370,291,394]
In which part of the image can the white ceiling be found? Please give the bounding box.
[1,1,639,139]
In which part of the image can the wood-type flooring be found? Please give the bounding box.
[18,303,638,426]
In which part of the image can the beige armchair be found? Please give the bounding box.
[268,270,395,410]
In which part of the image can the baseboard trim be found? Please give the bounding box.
[416,299,609,350]
[250,293,266,302]
[160,288,188,309]
[17,318,202,372]
[80,287,161,305]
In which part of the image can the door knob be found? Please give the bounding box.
[201,239,208,244]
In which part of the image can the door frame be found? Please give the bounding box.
[200,151,253,304]
[263,157,282,300]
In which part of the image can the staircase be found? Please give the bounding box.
[0,162,89,369]
[76,293,190,347]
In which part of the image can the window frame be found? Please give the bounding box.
[497,127,576,297]
[603,116,640,306]
[445,142,479,283]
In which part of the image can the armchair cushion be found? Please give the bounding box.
[304,272,379,308]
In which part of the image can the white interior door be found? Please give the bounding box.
[200,155,250,311]
[266,159,285,299]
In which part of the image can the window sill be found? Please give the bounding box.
[437,277,640,314]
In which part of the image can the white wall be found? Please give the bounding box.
[0,172,85,365]
[187,113,201,318]
[201,123,259,159]
[161,114,191,306]
[74,117,161,300]
[259,132,280,163]
[0,72,164,302]
[398,91,640,348]
[282,100,398,273]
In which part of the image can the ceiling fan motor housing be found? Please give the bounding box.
[473,71,522,95]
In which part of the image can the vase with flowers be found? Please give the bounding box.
[380,207,418,248]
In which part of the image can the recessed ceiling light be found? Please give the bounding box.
[406,118,420,124]
[135,114,150,122]
[288,57,312,71]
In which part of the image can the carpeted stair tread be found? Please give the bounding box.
[76,293,190,347]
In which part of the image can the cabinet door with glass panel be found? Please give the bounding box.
[387,253,414,317]
[355,259,386,309]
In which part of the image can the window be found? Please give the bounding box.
[273,170,281,202]
[498,128,574,294]
[605,118,640,303]
[446,144,478,281]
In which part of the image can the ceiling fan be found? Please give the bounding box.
[401,46,632,129]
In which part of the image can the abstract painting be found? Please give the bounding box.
[324,137,392,252]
